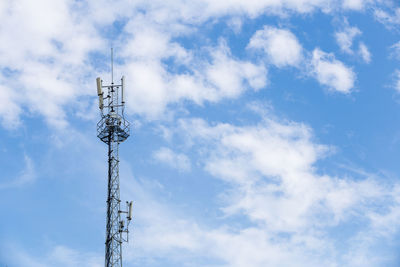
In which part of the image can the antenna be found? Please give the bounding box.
[121,76,125,104]
[96,49,132,267]
[111,47,114,84]
[96,77,103,109]
[128,201,133,221]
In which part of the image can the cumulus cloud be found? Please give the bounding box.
[342,0,371,10]
[310,48,356,93]
[177,118,380,227]
[358,42,371,63]
[0,83,22,128]
[390,41,400,60]
[1,244,102,267]
[227,17,243,33]
[394,70,400,93]
[204,42,268,96]
[123,41,267,118]
[0,0,105,128]
[0,0,385,129]
[0,154,36,189]
[374,8,400,27]
[150,115,400,266]
[246,25,359,94]
[130,0,336,21]
[335,25,361,54]
[248,26,303,67]
[0,0,375,129]
[3,113,400,266]
[334,24,371,63]
[153,147,191,172]
[0,0,274,125]
[1,0,399,266]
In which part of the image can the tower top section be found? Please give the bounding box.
[96,49,130,144]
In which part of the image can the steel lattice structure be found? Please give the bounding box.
[96,51,132,267]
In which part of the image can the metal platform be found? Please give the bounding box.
[97,114,130,143]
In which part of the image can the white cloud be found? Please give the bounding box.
[358,42,371,63]
[0,0,105,128]
[334,25,371,63]
[201,0,335,17]
[246,25,359,94]
[394,70,400,93]
[342,0,371,10]
[123,41,267,118]
[0,83,22,128]
[204,42,268,96]
[0,0,374,129]
[248,26,303,67]
[0,0,204,124]
[374,8,400,27]
[3,115,400,267]
[153,147,191,172]
[367,187,400,236]
[1,244,102,267]
[120,156,335,267]
[1,2,399,265]
[0,154,36,189]
[374,7,400,29]
[335,26,361,54]
[227,17,243,33]
[310,48,356,93]
[0,0,382,128]
[171,116,400,265]
[390,41,400,60]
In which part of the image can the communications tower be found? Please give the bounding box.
[96,50,133,267]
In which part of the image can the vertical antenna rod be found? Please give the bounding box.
[96,49,132,267]
[111,47,114,84]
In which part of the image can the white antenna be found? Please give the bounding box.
[96,77,103,109]
[121,76,125,104]
[128,201,133,221]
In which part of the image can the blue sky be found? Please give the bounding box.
[1,0,400,266]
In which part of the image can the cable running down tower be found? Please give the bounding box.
[96,49,132,267]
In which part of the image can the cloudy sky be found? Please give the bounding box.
[1,0,400,266]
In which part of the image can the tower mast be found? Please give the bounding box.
[96,49,132,267]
